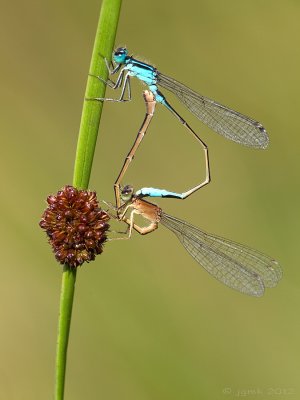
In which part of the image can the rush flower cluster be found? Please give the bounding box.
[39,185,110,268]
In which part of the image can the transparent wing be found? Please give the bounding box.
[160,212,282,296]
[157,72,269,149]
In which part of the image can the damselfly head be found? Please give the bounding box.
[113,47,128,63]
[121,185,134,202]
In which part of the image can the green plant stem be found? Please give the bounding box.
[73,0,122,189]
[55,266,77,400]
[55,1,122,399]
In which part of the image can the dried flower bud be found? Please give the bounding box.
[39,185,110,268]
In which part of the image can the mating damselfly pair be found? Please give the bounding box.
[92,48,281,296]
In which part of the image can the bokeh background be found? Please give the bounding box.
[1,1,299,399]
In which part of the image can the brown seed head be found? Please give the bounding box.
[39,185,110,268]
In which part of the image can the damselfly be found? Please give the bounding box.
[116,185,282,297]
[92,47,269,149]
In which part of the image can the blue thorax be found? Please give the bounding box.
[112,48,166,104]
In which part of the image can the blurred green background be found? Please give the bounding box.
[1,0,299,399]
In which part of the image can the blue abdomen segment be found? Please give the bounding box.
[136,187,184,199]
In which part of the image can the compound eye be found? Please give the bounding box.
[114,47,127,57]
[121,185,134,201]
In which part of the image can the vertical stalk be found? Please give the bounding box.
[73,0,122,189]
[55,266,77,400]
[55,1,122,399]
